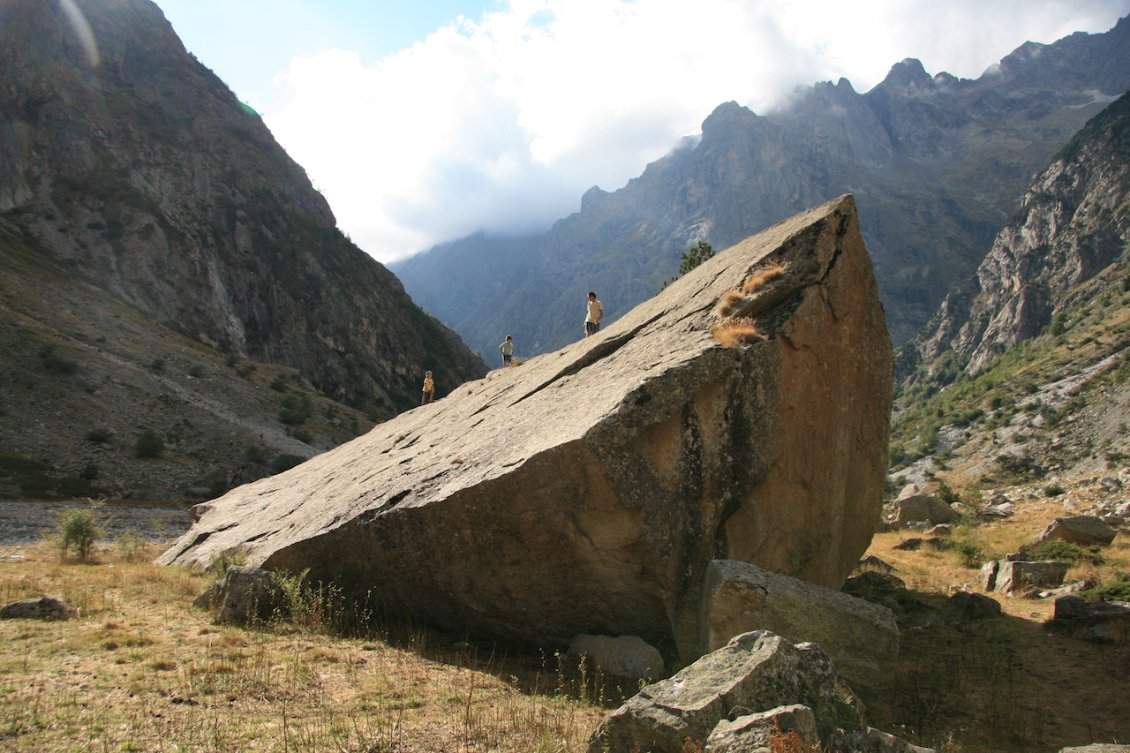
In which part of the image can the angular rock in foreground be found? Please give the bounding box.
[159,195,892,663]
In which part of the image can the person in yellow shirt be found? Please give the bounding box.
[421,370,435,404]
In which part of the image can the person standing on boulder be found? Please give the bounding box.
[584,291,603,337]
[421,370,435,404]
[499,335,515,368]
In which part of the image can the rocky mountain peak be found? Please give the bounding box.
[393,17,1130,358]
[875,57,933,93]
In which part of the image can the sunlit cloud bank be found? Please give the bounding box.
[260,0,1128,263]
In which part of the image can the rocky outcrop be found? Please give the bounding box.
[588,631,864,753]
[700,560,899,689]
[0,595,78,620]
[889,493,960,528]
[917,92,1130,373]
[587,631,931,753]
[159,196,892,664]
[979,560,1069,594]
[1035,516,1118,546]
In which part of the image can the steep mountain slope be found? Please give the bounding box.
[0,0,486,500]
[891,93,1130,483]
[392,18,1130,357]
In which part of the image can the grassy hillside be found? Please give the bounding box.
[890,278,1130,490]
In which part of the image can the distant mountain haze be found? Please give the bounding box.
[391,17,1130,358]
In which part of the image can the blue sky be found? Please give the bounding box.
[149,0,1130,264]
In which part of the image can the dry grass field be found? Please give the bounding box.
[0,487,1126,753]
[0,540,607,753]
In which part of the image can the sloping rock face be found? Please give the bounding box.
[701,560,899,689]
[159,196,892,663]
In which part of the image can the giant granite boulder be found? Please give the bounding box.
[159,195,892,663]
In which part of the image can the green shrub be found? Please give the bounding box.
[54,504,103,561]
[1023,540,1104,566]
[207,548,248,578]
[1080,576,1130,603]
[135,431,164,459]
[1044,483,1066,496]
[269,377,288,392]
[114,530,149,563]
[148,358,165,372]
[950,538,984,569]
[85,428,113,444]
[278,394,312,425]
[271,454,304,473]
[188,364,206,378]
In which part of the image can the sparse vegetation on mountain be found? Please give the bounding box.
[0,0,486,502]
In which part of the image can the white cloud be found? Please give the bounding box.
[260,0,1129,263]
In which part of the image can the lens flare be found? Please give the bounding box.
[58,0,99,67]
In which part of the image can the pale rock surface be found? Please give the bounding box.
[891,494,959,528]
[567,634,665,680]
[979,560,1069,594]
[1035,516,1118,546]
[700,560,898,689]
[159,196,892,663]
[702,704,819,753]
[586,631,864,753]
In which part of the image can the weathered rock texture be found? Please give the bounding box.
[701,560,899,689]
[0,595,78,620]
[917,92,1130,373]
[588,631,865,753]
[159,196,892,663]
[1035,516,1118,547]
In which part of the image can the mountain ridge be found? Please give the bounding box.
[0,0,485,501]
[392,17,1130,358]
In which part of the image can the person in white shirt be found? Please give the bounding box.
[585,291,603,337]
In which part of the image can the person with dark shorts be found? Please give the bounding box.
[499,335,515,367]
[585,291,603,337]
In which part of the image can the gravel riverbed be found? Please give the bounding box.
[0,500,193,545]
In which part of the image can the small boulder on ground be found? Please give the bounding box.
[588,630,931,753]
[1050,596,1130,643]
[945,592,1002,621]
[701,560,898,690]
[0,595,78,620]
[1035,516,1117,547]
[891,494,959,528]
[703,704,819,753]
[979,560,1069,594]
[194,565,284,625]
[567,634,664,680]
